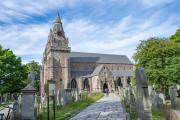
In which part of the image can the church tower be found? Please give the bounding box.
[41,14,71,96]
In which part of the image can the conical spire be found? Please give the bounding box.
[53,12,64,35]
[55,12,61,23]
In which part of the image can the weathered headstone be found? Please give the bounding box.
[129,86,136,113]
[136,68,152,120]
[152,94,164,110]
[159,93,165,104]
[169,86,180,109]
[21,84,36,120]
[12,101,20,120]
[28,70,36,86]
[58,90,66,106]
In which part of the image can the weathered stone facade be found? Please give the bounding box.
[40,15,133,96]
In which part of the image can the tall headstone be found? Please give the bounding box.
[169,86,180,109]
[136,68,152,120]
[152,94,164,110]
[129,86,136,113]
[21,84,36,120]
[12,101,20,120]
[159,93,165,104]
[28,70,36,86]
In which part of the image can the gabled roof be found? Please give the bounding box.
[91,65,104,76]
[70,52,133,64]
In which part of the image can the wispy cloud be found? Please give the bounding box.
[0,0,179,64]
[0,0,80,23]
[64,13,179,60]
[139,0,176,7]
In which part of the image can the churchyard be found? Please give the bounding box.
[0,66,179,120]
[0,11,180,120]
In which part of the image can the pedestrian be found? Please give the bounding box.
[105,88,109,96]
[107,88,109,96]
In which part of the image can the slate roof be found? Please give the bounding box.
[70,57,99,63]
[91,65,103,76]
[70,52,132,64]
[71,70,93,78]
[112,70,133,77]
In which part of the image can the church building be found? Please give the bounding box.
[40,14,133,96]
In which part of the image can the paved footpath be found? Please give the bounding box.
[70,93,127,120]
[0,104,13,120]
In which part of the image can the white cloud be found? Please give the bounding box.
[139,0,176,7]
[64,14,179,61]
[0,0,179,64]
[0,0,81,23]
[0,23,50,56]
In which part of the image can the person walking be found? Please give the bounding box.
[105,88,109,96]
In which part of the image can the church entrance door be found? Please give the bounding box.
[103,83,108,93]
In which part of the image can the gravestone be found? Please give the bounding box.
[169,86,180,109]
[159,93,165,104]
[136,68,152,120]
[21,84,36,120]
[176,84,180,96]
[58,90,66,106]
[152,94,164,110]
[129,86,136,113]
[12,101,20,120]
[28,70,36,86]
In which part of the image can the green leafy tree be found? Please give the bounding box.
[0,45,27,94]
[170,27,180,43]
[133,38,180,94]
[25,61,41,93]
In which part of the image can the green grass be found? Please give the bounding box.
[0,102,13,110]
[125,106,165,120]
[124,101,165,120]
[39,92,103,120]
[152,108,166,120]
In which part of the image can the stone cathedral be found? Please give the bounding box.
[40,14,133,96]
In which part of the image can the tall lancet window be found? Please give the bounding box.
[71,78,77,89]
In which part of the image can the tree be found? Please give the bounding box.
[25,61,41,93]
[170,27,180,43]
[0,45,27,94]
[133,38,180,94]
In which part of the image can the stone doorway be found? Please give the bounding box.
[103,83,108,93]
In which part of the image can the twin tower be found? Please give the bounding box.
[40,14,70,96]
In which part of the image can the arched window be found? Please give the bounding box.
[117,77,122,86]
[71,78,77,88]
[84,78,89,89]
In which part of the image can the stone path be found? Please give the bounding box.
[0,104,13,120]
[70,93,127,120]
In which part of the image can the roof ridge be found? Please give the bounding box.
[71,51,126,56]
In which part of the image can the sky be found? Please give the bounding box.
[0,0,180,64]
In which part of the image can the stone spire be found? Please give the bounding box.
[53,13,64,35]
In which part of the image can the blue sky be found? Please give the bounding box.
[0,0,180,64]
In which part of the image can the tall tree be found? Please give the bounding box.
[25,61,41,93]
[133,38,180,93]
[0,45,27,94]
[170,27,180,43]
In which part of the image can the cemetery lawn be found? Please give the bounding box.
[0,102,13,110]
[152,108,166,120]
[39,92,103,120]
[125,105,165,120]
